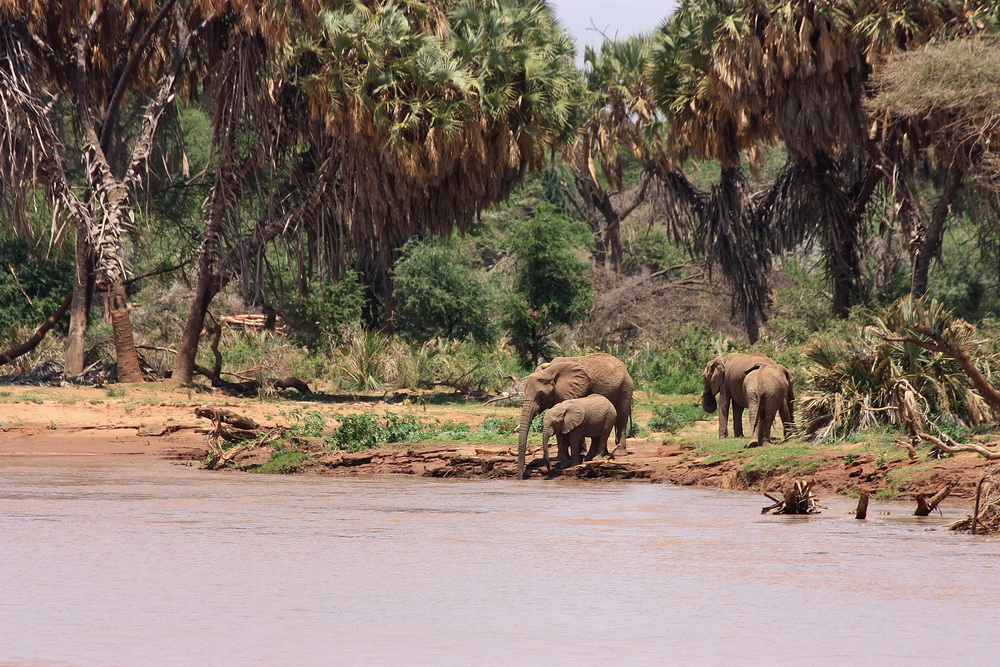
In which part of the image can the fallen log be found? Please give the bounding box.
[914,485,951,516]
[194,405,259,430]
[918,432,1000,460]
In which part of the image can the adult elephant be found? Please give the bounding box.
[517,353,633,479]
[744,362,794,448]
[701,352,776,438]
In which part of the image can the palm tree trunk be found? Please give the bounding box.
[64,225,92,378]
[108,279,143,382]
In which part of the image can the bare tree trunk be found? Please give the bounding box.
[910,154,966,299]
[64,225,92,378]
[170,271,219,385]
[0,291,73,366]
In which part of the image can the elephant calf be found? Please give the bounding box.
[743,362,794,448]
[541,394,617,471]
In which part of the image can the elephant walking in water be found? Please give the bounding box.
[701,352,777,438]
[744,362,795,448]
[517,353,633,479]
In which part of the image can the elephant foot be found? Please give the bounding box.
[746,440,762,448]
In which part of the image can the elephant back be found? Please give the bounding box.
[554,353,632,400]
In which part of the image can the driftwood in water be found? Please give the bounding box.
[950,467,1000,534]
[855,491,870,520]
[914,485,951,516]
[762,480,823,515]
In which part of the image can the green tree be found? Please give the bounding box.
[0,239,72,336]
[280,272,366,350]
[504,203,593,365]
[393,238,496,343]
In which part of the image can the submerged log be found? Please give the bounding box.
[855,491,870,520]
[914,485,951,516]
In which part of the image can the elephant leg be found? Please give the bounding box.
[732,403,745,438]
[718,393,731,438]
[556,434,570,469]
[570,435,583,467]
[760,403,777,447]
[746,396,761,447]
[779,401,793,439]
[584,437,597,461]
[614,394,631,453]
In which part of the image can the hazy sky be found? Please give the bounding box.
[548,0,679,53]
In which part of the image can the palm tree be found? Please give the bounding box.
[648,0,990,337]
[562,36,660,273]
[0,1,223,381]
[169,0,581,383]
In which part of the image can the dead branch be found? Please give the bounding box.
[893,439,918,460]
[0,290,73,366]
[194,405,259,430]
[761,480,823,514]
[918,432,1000,460]
[914,485,951,516]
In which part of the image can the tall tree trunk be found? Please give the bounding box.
[64,225,92,378]
[171,265,220,384]
[910,154,966,299]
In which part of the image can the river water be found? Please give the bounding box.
[1,456,998,666]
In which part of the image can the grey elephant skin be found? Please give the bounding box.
[701,352,778,438]
[517,353,633,479]
[541,394,617,471]
[743,362,794,447]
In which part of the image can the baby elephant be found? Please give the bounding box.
[743,362,794,448]
[542,394,617,471]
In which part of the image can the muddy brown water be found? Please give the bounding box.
[2,457,999,666]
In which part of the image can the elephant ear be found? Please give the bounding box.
[559,403,586,434]
[705,356,725,394]
[553,362,590,400]
[783,367,795,401]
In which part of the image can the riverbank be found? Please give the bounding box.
[0,382,993,503]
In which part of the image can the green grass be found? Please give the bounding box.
[252,452,310,474]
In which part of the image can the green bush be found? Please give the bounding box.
[479,416,518,435]
[280,272,365,349]
[253,452,310,474]
[393,237,497,343]
[503,203,593,365]
[628,325,715,394]
[647,403,701,433]
[0,238,72,336]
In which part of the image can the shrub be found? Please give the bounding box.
[503,203,593,365]
[393,237,497,343]
[280,272,365,349]
[647,404,701,433]
[0,238,72,336]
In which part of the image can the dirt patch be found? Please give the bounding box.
[0,382,993,505]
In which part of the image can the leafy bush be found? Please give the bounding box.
[503,203,593,365]
[627,325,715,394]
[479,416,518,435]
[799,296,999,438]
[647,403,701,433]
[331,413,389,451]
[0,238,72,336]
[253,452,310,474]
[280,272,365,349]
[393,237,497,343]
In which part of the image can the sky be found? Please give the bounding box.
[548,0,679,54]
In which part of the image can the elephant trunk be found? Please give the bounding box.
[517,397,539,480]
[701,380,718,413]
